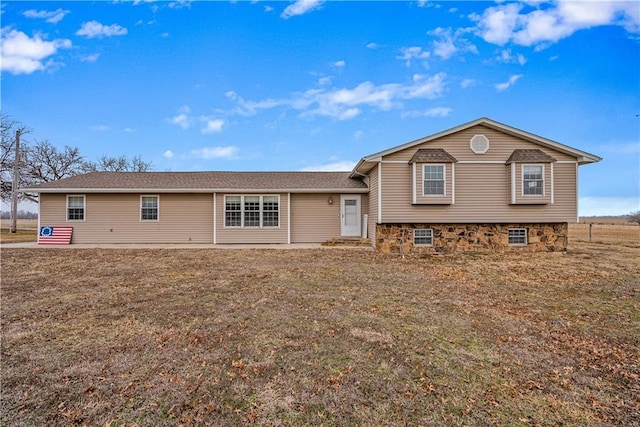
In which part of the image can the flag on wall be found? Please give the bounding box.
[38,226,73,245]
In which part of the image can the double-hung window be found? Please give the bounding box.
[225,196,242,227]
[523,165,544,196]
[141,195,159,221]
[67,195,85,221]
[224,195,280,228]
[262,196,279,227]
[423,164,445,196]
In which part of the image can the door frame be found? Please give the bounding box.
[340,194,361,237]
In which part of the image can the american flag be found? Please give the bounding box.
[38,226,73,245]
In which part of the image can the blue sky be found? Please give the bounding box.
[2,0,639,216]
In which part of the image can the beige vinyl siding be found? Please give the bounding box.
[215,193,288,244]
[289,193,369,243]
[384,124,575,162]
[379,162,577,223]
[290,193,341,242]
[414,163,453,204]
[39,193,214,243]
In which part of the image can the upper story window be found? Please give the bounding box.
[224,195,280,228]
[141,195,159,221]
[423,164,445,196]
[506,149,556,205]
[523,165,544,196]
[67,195,85,221]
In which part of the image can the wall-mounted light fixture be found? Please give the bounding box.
[328,196,333,205]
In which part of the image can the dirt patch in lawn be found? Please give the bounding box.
[1,242,638,426]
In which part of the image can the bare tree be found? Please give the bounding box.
[2,114,153,203]
[20,140,86,202]
[629,211,640,225]
[83,154,152,172]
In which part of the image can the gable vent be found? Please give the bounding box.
[470,134,489,154]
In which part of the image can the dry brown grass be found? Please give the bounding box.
[0,219,38,243]
[1,243,639,426]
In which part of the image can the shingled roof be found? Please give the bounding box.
[22,171,368,194]
[409,148,458,164]
[505,149,557,164]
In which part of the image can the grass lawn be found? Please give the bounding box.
[1,243,638,426]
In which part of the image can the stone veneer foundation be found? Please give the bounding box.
[375,223,568,254]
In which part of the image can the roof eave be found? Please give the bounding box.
[21,187,369,194]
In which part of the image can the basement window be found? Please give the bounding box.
[414,228,433,246]
[508,228,527,246]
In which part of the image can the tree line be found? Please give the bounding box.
[1,113,152,203]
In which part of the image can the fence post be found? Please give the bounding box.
[589,223,593,242]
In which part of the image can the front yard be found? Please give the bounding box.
[1,243,638,426]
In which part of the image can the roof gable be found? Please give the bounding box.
[351,117,601,176]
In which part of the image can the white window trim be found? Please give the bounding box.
[66,194,86,222]
[223,194,281,229]
[422,164,446,197]
[414,228,434,246]
[508,228,528,246]
[521,164,545,197]
[140,195,160,222]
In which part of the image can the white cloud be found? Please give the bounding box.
[168,0,191,9]
[366,42,378,49]
[497,48,526,65]
[317,76,332,85]
[281,0,324,19]
[163,150,174,159]
[474,1,640,47]
[402,107,452,118]
[76,21,128,38]
[190,146,238,160]
[90,124,109,132]
[201,118,225,134]
[168,106,192,129]
[333,60,345,67]
[80,53,100,63]
[264,5,274,13]
[354,130,364,140]
[0,29,71,75]
[495,74,523,91]
[23,8,69,24]
[460,78,478,88]
[225,73,447,121]
[429,27,478,60]
[300,160,356,171]
[397,46,430,67]
[169,113,190,129]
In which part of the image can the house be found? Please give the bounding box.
[22,118,601,252]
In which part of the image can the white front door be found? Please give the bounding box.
[340,195,361,237]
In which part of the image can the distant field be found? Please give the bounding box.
[0,219,38,229]
[570,221,640,247]
[0,220,38,243]
[2,242,638,426]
